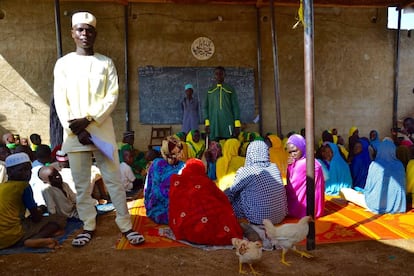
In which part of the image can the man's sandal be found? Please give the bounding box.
[124,230,145,245]
[72,231,94,248]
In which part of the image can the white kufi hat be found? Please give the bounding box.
[72,12,96,28]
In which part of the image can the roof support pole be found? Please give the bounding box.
[269,0,282,137]
[256,7,263,136]
[54,0,63,58]
[124,4,131,131]
[303,0,316,251]
[50,0,63,149]
[393,9,401,129]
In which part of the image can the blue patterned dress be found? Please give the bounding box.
[144,158,184,224]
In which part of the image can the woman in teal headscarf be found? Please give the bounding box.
[318,142,352,195]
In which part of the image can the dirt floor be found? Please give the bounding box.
[1,201,414,276]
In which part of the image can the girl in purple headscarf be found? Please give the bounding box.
[285,134,325,218]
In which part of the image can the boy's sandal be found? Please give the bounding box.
[124,230,145,245]
[72,231,93,248]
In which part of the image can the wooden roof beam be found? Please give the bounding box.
[399,0,414,8]
[60,0,129,5]
[58,0,412,8]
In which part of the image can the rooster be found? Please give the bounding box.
[231,238,263,275]
[263,216,313,266]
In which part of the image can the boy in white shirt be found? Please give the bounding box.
[39,166,78,219]
[120,150,143,198]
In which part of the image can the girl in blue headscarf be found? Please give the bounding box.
[369,130,380,151]
[364,139,406,214]
[318,142,353,195]
[349,138,372,191]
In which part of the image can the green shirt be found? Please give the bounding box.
[203,83,240,140]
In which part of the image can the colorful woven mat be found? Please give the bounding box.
[314,197,414,243]
[116,197,414,250]
[116,199,186,249]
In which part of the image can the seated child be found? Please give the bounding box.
[39,166,78,219]
[29,144,53,207]
[14,144,35,162]
[186,130,205,159]
[120,150,144,197]
[0,153,66,249]
[3,133,16,152]
[29,133,42,152]
[203,141,222,181]
[118,131,147,180]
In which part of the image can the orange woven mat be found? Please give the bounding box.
[116,199,186,250]
[116,197,414,250]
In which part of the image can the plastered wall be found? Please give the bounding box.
[0,0,412,150]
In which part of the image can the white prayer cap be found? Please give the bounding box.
[5,152,31,168]
[72,12,96,28]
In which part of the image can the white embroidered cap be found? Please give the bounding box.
[72,12,96,28]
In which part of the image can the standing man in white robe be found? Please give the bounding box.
[54,11,144,247]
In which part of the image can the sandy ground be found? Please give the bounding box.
[1,202,414,276]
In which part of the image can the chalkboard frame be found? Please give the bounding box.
[138,66,255,125]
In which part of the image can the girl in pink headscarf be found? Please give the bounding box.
[285,134,325,218]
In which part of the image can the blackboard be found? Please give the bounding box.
[138,66,255,125]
